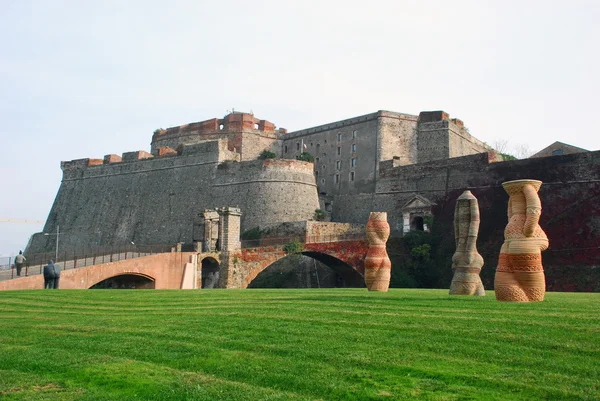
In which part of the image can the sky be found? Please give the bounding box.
[1,0,599,256]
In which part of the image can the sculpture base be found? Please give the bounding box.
[365,269,391,292]
[494,271,545,302]
[449,271,485,296]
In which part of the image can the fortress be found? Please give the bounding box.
[25,109,600,291]
[26,109,491,253]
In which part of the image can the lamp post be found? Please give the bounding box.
[44,225,59,261]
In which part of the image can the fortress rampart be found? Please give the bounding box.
[27,139,318,254]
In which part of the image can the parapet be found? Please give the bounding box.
[151,112,286,143]
[122,150,154,162]
[104,154,122,164]
[418,111,450,123]
[61,158,103,170]
[418,111,464,128]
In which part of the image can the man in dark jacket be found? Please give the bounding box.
[43,260,61,289]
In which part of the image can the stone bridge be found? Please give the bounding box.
[0,238,369,291]
[0,216,371,290]
[0,252,198,290]
[216,238,369,289]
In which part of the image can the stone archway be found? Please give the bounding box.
[89,273,155,289]
[247,252,364,289]
[201,257,220,289]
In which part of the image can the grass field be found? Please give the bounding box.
[0,289,599,400]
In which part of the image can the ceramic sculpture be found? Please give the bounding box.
[495,179,548,302]
[365,212,392,292]
[449,191,485,296]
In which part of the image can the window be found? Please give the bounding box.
[350,171,355,181]
[335,174,340,184]
[310,142,313,147]
[552,149,564,156]
[254,123,259,129]
[351,158,356,167]
[336,160,341,169]
[337,133,342,142]
[321,178,325,184]
[315,170,319,177]
[296,142,300,151]
[352,144,356,152]
[337,147,341,155]
[315,157,320,164]
[322,165,326,170]
[219,124,224,130]
[284,145,288,154]
[353,130,357,138]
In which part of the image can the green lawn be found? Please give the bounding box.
[0,289,598,400]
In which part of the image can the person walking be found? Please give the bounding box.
[14,251,26,277]
[43,260,61,289]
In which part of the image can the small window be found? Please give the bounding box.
[310,142,313,147]
[552,149,564,156]
[337,133,342,142]
[324,140,328,144]
[254,123,259,130]
[350,171,355,181]
[296,142,300,151]
[335,174,340,184]
[353,130,357,138]
[321,178,325,184]
[284,145,288,154]
[352,144,356,152]
[219,124,224,130]
[337,147,341,155]
[315,170,319,177]
[322,165,326,170]
[336,160,341,169]
[315,157,320,164]
[351,158,356,167]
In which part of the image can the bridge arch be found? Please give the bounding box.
[247,251,364,288]
[89,272,155,289]
[237,239,368,289]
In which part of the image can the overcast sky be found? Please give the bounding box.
[1,0,598,256]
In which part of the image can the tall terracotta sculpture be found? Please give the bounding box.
[495,179,548,302]
[365,212,392,292]
[450,191,485,296]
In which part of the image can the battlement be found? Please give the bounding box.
[152,112,286,143]
[61,139,240,173]
[418,110,463,127]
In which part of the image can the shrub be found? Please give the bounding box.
[259,149,277,159]
[296,152,314,163]
[283,240,303,255]
[313,209,326,221]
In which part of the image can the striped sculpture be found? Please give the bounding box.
[450,190,485,296]
[365,212,391,292]
[495,179,548,302]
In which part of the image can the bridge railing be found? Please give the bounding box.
[240,233,366,249]
[1,244,176,282]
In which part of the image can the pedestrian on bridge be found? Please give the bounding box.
[43,260,61,289]
[14,251,26,277]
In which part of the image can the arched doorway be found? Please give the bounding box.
[89,274,155,289]
[411,216,424,231]
[201,257,220,289]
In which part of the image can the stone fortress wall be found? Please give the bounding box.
[27,137,319,254]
